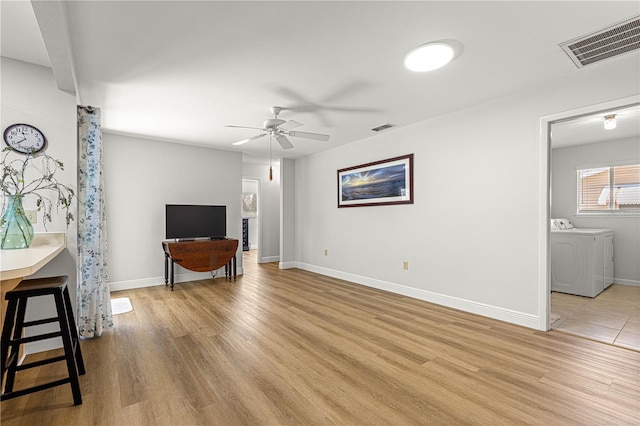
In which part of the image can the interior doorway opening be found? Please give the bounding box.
[541,96,639,343]
[242,178,261,263]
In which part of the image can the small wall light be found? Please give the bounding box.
[604,114,617,130]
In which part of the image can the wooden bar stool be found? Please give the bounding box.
[1,276,85,405]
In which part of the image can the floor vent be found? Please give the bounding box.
[371,123,396,132]
[560,15,640,68]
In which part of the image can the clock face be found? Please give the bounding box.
[3,123,47,155]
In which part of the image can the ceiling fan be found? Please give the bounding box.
[227,106,330,150]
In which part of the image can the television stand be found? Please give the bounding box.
[162,238,239,290]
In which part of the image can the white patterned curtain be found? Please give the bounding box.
[77,106,113,337]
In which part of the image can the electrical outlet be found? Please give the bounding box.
[403,261,409,270]
[25,209,38,223]
[324,249,328,256]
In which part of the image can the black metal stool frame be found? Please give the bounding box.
[1,276,85,406]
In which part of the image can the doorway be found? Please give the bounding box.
[542,95,639,350]
[242,178,261,263]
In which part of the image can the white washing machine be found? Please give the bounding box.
[550,219,614,297]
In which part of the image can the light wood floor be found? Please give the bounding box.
[2,252,639,425]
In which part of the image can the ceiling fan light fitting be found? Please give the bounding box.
[264,118,286,129]
[404,41,456,72]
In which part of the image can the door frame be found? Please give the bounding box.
[538,94,640,331]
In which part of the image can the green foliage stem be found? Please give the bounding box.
[1,147,75,229]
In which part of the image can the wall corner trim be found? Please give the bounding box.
[279,261,297,270]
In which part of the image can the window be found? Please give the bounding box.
[577,163,640,214]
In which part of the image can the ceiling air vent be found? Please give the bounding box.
[371,123,396,132]
[560,15,640,68]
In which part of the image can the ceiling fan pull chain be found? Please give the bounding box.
[269,133,273,181]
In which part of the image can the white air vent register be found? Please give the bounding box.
[560,15,640,68]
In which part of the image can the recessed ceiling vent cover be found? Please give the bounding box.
[371,123,396,132]
[560,15,640,68]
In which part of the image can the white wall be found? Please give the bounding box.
[281,159,296,269]
[242,163,281,262]
[104,133,243,290]
[294,56,640,330]
[551,137,640,285]
[1,57,77,354]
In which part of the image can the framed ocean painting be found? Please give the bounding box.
[337,154,413,208]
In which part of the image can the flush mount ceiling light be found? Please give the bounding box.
[404,41,456,72]
[604,114,617,130]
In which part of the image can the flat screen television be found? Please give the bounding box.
[165,204,226,240]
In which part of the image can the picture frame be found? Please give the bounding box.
[337,154,414,208]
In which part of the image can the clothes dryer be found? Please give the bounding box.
[550,225,614,297]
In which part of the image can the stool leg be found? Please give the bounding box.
[1,298,19,388]
[4,298,28,393]
[62,287,85,375]
[54,291,82,406]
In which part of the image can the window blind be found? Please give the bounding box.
[577,163,640,214]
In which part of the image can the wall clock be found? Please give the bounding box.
[3,123,48,155]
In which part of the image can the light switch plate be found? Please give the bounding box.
[25,209,38,223]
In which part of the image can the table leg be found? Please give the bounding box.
[170,260,175,291]
[164,253,169,287]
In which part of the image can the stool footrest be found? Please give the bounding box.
[1,377,71,402]
[11,331,62,345]
[17,355,67,371]
[23,317,59,327]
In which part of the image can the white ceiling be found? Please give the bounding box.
[2,1,639,161]
[551,103,640,149]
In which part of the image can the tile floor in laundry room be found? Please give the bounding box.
[551,284,640,351]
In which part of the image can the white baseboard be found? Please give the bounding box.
[109,275,165,291]
[614,278,640,287]
[296,262,541,330]
[109,267,244,292]
[260,255,280,263]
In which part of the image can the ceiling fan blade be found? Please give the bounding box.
[226,125,265,131]
[279,120,303,131]
[322,105,383,114]
[288,130,330,141]
[232,133,267,146]
[321,81,372,103]
[276,135,294,150]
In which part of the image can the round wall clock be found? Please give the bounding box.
[3,123,48,155]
